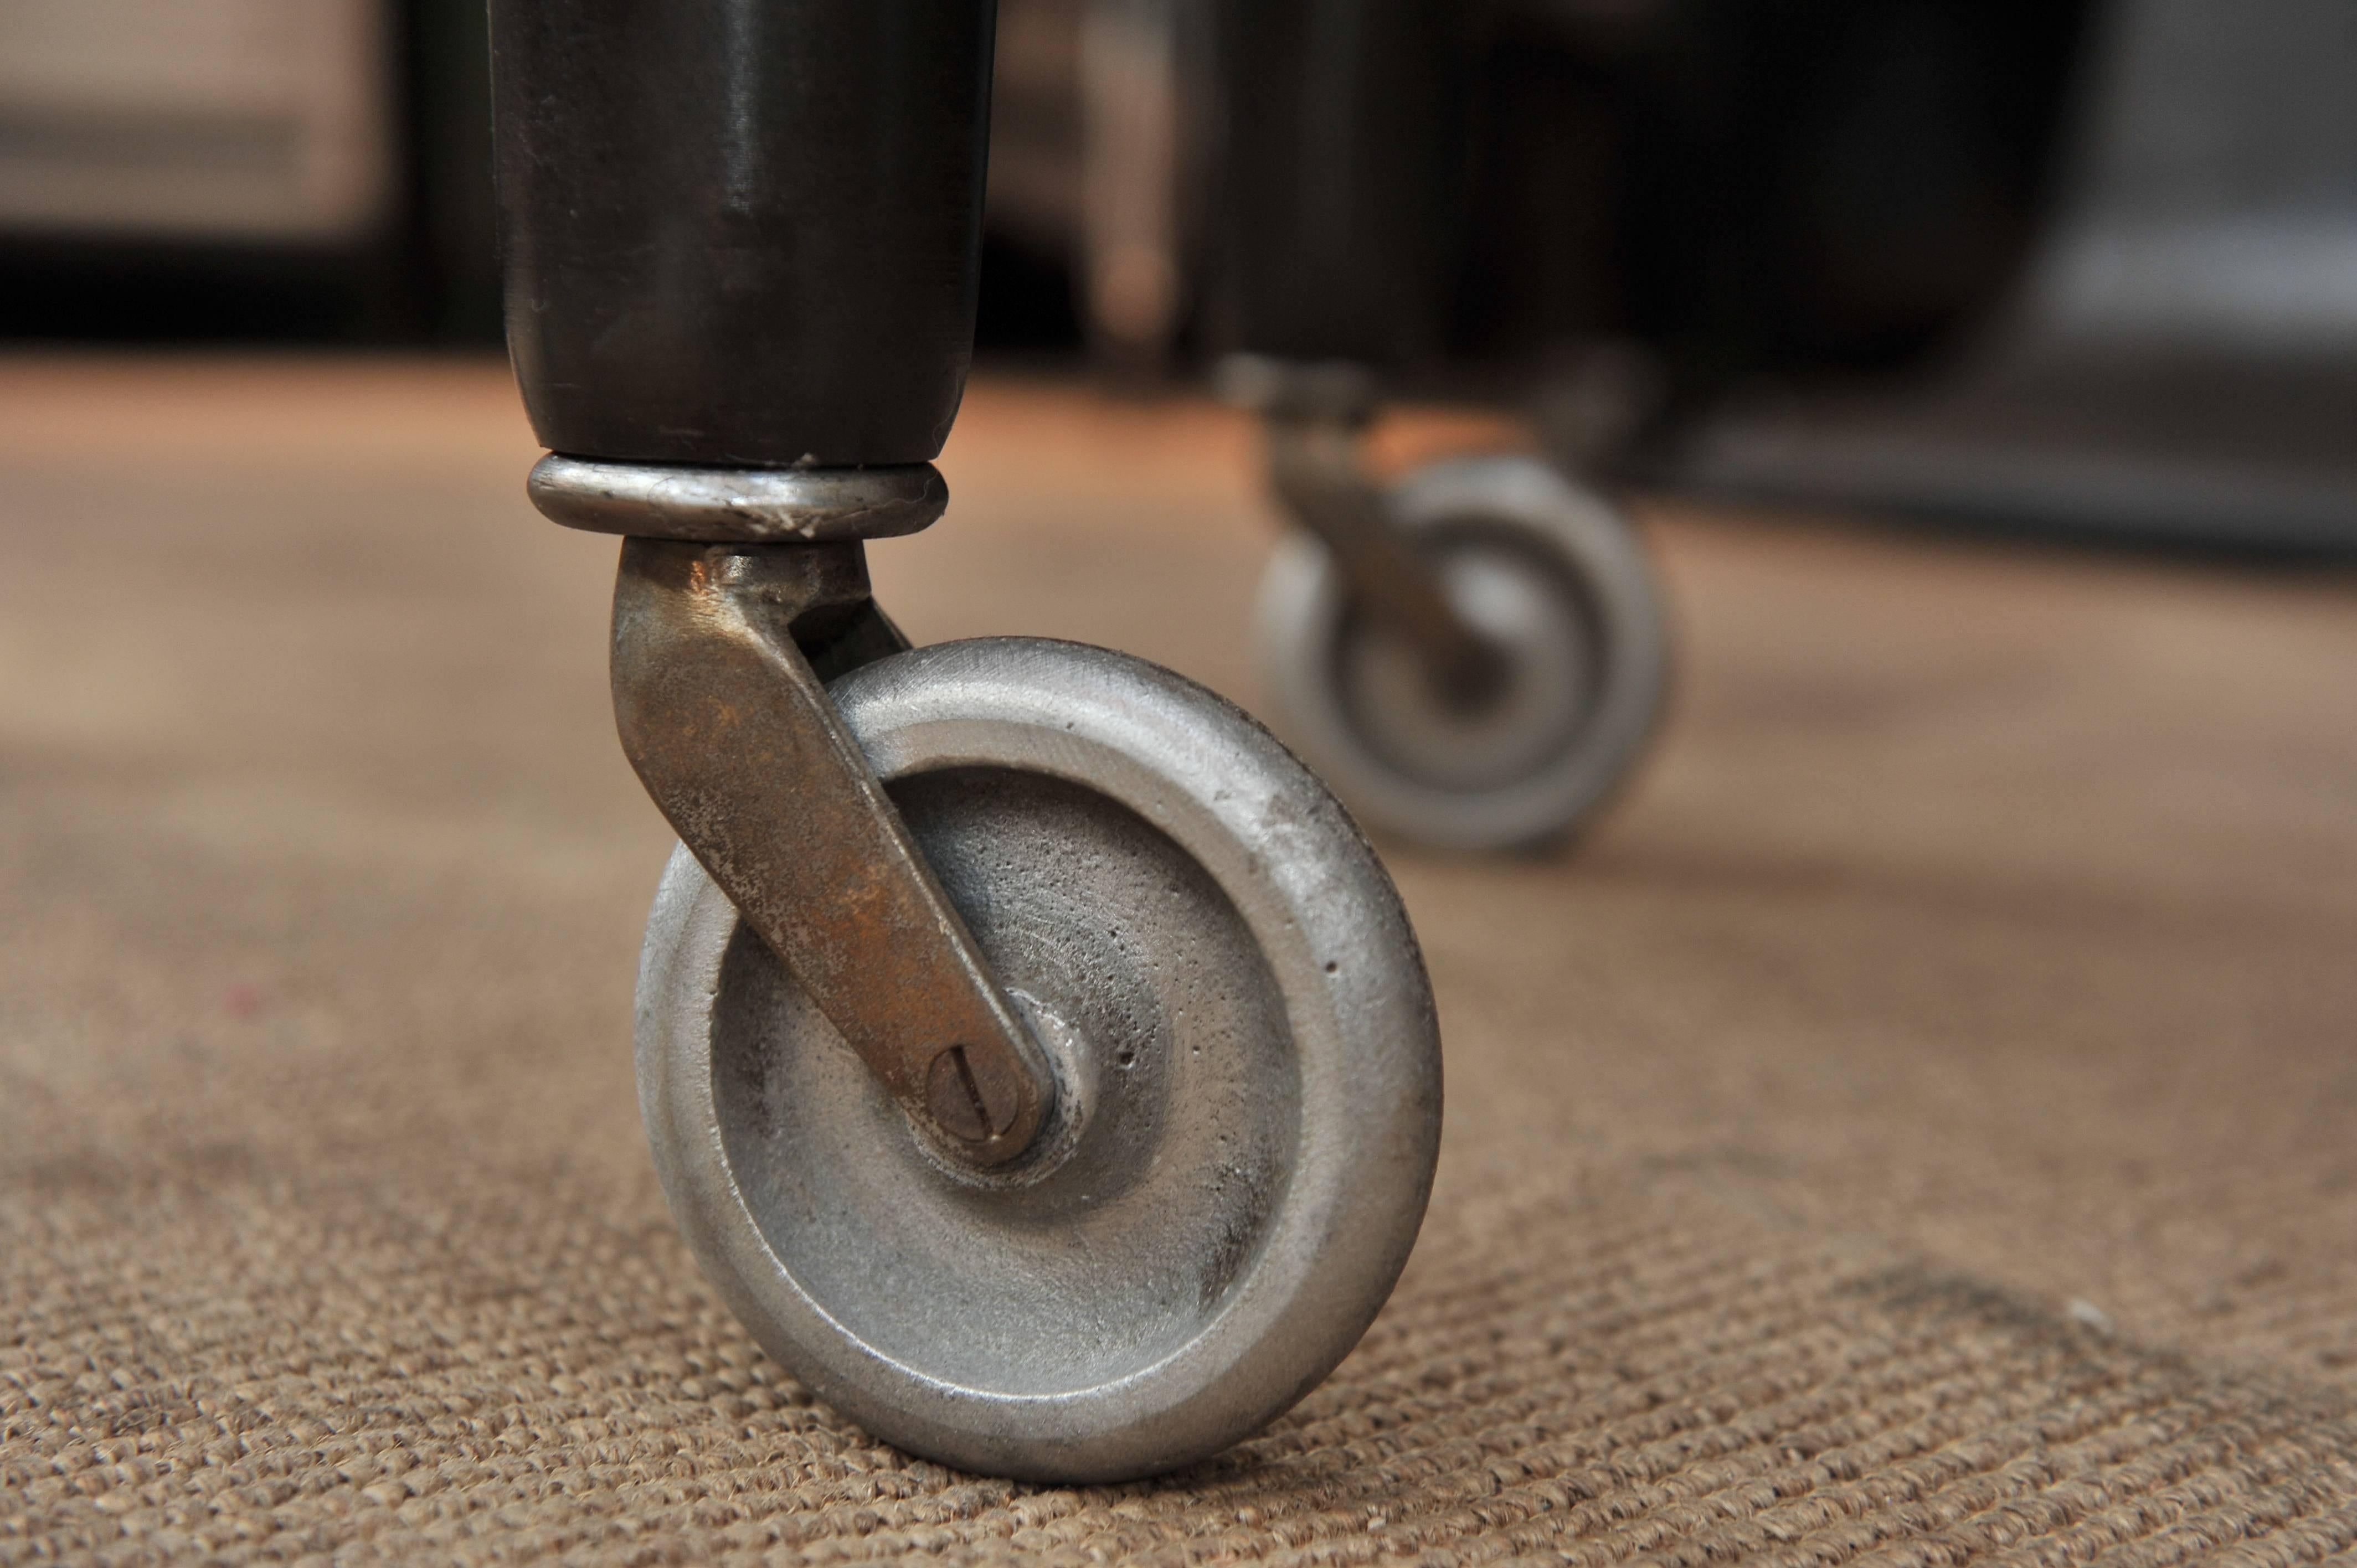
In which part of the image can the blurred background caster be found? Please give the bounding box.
[1257,448,1670,853]
[1226,356,1669,852]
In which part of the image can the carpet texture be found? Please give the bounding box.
[2,361,2353,1565]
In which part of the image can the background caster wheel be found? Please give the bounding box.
[1257,455,1671,852]
[635,637,1442,1483]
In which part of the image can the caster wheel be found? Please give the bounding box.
[635,637,1441,1482]
[1258,455,1670,852]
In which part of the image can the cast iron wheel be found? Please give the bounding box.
[635,637,1442,1481]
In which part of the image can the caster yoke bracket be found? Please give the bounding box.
[610,537,1054,1165]
[1265,417,1510,705]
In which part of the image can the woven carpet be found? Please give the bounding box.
[3,360,2354,1565]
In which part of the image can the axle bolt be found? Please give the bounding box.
[927,1044,1019,1142]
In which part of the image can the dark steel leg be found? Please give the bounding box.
[488,0,1000,469]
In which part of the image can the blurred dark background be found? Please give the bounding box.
[3,0,2353,549]
[0,0,2090,363]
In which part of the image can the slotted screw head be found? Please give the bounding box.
[926,1043,1018,1141]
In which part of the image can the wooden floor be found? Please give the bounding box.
[3,358,2354,1564]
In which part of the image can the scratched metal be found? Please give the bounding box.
[528,456,948,543]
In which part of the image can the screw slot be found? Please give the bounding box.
[927,1043,1015,1142]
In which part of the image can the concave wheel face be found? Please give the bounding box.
[1333,526,1602,794]
[710,765,1299,1392]
[635,638,1440,1483]
[1259,456,1670,852]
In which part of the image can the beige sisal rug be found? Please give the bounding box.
[3,362,2354,1564]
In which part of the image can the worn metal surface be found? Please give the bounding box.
[1264,415,1508,702]
[610,540,1053,1164]
[636,637,1440,1481]
[1259,455,1669,850]
[528,457,948,543]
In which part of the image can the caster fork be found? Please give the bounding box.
[1231,357,1510,709]
[541,458,1058,1167]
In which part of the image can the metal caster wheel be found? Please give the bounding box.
[635,637,1442,1482]
[1258,455,1670,852]
[492,1,1444,1488]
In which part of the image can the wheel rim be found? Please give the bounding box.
[636,637,1440,1481]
